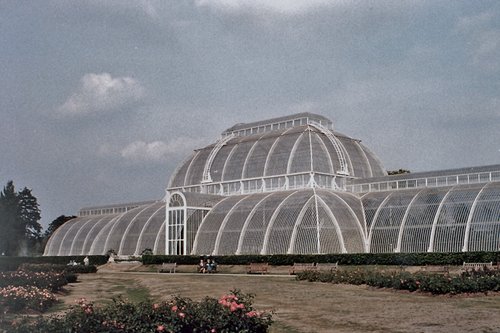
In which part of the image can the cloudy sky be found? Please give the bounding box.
[2,0,499,228]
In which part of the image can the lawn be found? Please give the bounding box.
[54,268,500,333]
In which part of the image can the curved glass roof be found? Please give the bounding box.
[44,201,166,256]
[192,188,366,255]
[44,113,500,257]
[168,123,386,190]
[362,181,500,253]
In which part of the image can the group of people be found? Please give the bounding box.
[198,257,217,273]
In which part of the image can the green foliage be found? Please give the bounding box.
[44,215,76,239]
[387,169,411,175]
[0,285,57,313]
[7,290,273,332]
[0,256,108,272]
[0,181,42,256]
[0,270,73,292]
[142,252,500,267]
[18,263,97,274]
[296,267,500,295]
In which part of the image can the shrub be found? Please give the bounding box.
[0,286,57,313]
[296,267,500,295]
[0,256,108,272]
[18,263,97,274]
[141,251,499,267]
[8,290,273,332]
[0,271,71,292]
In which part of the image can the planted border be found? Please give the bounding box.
[142,251,499,266]
[0,256,108,272]
[296,267,500,295]
[7,290,273,333]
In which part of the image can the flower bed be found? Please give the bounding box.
[297,267,500,295]
[0,267,79,315]
[8,290,273,332]
[0,285,57,313]
[0,270,71,292]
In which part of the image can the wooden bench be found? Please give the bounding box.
[247,262,269,274]
[462,262,493,271]
[158,262,177,273]
[420,265,449,274]
[289,263,317,275]
[316,262,338,272]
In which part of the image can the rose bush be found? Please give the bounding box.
[0,285,57,313]
[297,267,500,295]
[0,270,72,292]
[8,290,273,332]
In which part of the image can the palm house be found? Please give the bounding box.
[44,113,500,256]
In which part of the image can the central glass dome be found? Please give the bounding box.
[168,112,386,195]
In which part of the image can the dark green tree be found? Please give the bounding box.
[44,215,76,239]
[0,181,43,255]
[0,181,21,255]
[18,187,42,240]
[387,169,411,175]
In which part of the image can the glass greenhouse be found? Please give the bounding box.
[44,113,500,256]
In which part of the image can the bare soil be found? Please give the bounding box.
[56,264,500,333]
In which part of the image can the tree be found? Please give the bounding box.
[0,181,43,256]
[0,181,20,255]
[44,215,76,239]
[387,169,411,175]
[18,187,42,240]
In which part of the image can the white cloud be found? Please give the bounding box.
[119,137,207,163]
[58,73,145,116]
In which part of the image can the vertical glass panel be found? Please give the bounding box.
[369,191,417,253]
[267,191,312,254]
[400,188,449,253]
[239,192,292,254]
[244,131,279,179]
[222,140,255,181]
[288,133,312,174]
[467,184,500,251]
[217,193,269,255]
[433,185,482,252]
[265,128,303,176]
[292,202,318,254]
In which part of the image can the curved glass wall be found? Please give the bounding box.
[364,182,500,253]
[45,113,500,257]
[44,201,166,256]
[192,189,366,255]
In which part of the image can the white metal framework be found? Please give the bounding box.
[44,113,500,257]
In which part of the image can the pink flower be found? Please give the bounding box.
[246,311,257,318]
[153,303,160,309]
[178,312,185,318]
[171,305,178,312]
[211,329,216,333]
[157,325,165,331]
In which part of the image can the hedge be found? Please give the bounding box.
[142,251,499,266]
[0,256,108,272]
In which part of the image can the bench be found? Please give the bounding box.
[316,262,338,272]
[462,262,493,271]
[158,262,177,273]
[420,265,449,274]
[247,262,269,274]
[289,263,317,275]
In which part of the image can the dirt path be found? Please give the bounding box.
[58,271,500,333]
